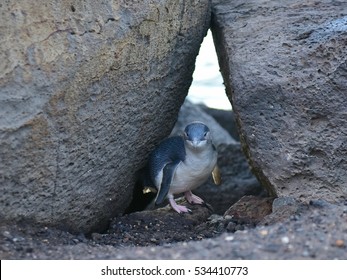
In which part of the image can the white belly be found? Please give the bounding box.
[169,147,217,195]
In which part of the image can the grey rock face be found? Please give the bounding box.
[212,0,347,202]
[0,0,211,232]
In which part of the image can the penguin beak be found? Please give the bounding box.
[189,139,206,148]
[192,140,200,147]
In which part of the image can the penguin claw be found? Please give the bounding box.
[184,191,204,205]
[169,198,191,213]
[174,205,191,214]
[179,209,192,215]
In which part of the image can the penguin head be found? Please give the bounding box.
[183,122,212,149]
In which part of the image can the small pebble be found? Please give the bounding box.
[335,239,345,248]
[235,224,244,231]
[216,223,225,232]
[281,236,290,244]
[209,216,224,224]
[91,233,102,240]
[225,235,234,241]
[226,222,236,232]
[196,235,204,240]
[208,214,220,221]
[259,229,268,236]
[2,231,12,239]
[302,250,309,257]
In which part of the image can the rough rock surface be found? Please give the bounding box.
[0,0,211,233]
[212,0,347,202]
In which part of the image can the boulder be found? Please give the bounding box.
[212,0,347,202]
[0,0,211,232]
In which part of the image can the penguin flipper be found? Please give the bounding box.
[155,160,181,205]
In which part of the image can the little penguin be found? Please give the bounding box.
[145,121,221,213]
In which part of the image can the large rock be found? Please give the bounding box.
[212,0,347,202]
[0,0,210,232]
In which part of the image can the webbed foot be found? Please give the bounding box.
[184,191,204,205]
[169,197,191,213]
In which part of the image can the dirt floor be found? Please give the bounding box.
[1,196,347,259]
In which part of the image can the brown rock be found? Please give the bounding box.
[212,0,347,202]
[0,1,211,232]
[224,196,274,224]
[335,239,345,248]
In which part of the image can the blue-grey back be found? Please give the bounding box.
[149,136,186,181]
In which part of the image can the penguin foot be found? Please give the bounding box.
[184,191,204,205]
[169,198,191,213]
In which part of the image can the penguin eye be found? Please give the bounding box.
[204,131,208,137]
